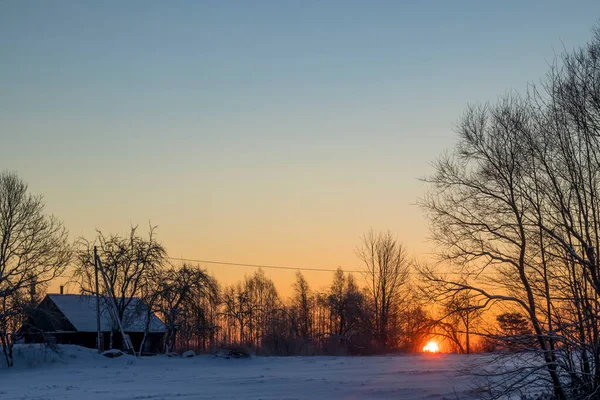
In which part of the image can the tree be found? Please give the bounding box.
[73,225,166,349]
[419,96,567,398]
[497,313,530,337]
[244,269,280,349]
[0,172,71,367]
[292,271,312,340]
[157,264,216,353]
[495,312,532,350]
[328,268,347,339]
[175,279,220,352]
[220,269,280,351]
[434,290,482,354]
[397,301,432,353]
[135,266,164,355]
[420,26,600,398]
[327,270,369,354]
[356,230,410,349]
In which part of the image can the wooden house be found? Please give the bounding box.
[22,294,165,354]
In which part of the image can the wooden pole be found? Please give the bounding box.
[466,307,470,355]
[94,252,134,353]
[94,246,101,353]
[465,295,471,355]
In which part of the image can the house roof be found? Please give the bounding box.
[46,294,165,333]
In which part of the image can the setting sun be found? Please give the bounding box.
[422,341,440,353]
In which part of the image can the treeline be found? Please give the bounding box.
[0,171,440,366]
[72,226,431,357]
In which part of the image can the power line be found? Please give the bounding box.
[166,256,495,277]
[166,257,363,273]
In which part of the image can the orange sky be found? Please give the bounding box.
[51,206,436,298]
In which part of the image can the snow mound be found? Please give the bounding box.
[102,349,124,358]
[214,347,252,359]
[182,350,196,358]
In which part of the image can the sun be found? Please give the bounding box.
[422,341,440,353]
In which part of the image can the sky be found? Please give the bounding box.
[2,1,600,295]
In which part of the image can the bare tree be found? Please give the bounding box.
[419,25,600,398]
[221,283,249,346]
[158,264,216,353]
[356,230,410,349]
[219,269,280,352]
[135,266,164,355]
[326,269,369,354]
[435,290,482,354]
[0,172,71,366]
[73,225,166,349]
[174,278,220,353]
[419,95,568,398]
[292,271,312,341]
[244,269,280,349]
[397,300,432,353]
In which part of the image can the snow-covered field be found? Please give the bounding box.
[0,345,491,399]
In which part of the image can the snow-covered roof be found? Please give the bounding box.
[47,294,165,333]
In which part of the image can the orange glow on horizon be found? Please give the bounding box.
[422,341,439,353]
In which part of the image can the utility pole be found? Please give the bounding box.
[465,293,471,355]
[94,251,134,353]
[94,246,101,353]
[466,306,470,355]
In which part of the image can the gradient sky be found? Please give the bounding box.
[2,1,599,295]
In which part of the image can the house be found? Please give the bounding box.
[22,294,165,354]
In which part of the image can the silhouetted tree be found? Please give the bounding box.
[420,25,600,399]
[356,230,410,349]
[495,312,532,350]
[397,302,432,352]
[220,269,280,351]
[292,271,312,340]
[0,172,71,367]
[157,264,216,353]
[73,225,166,349]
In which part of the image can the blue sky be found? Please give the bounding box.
[2,1,599,291]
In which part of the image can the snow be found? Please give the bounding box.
[181,350,196,358]
[102,349,124,358]
[0,345,494,399]
[48,294,165,333]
